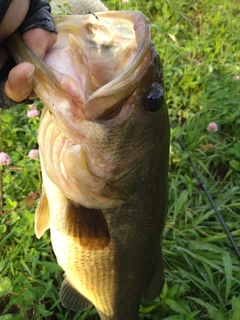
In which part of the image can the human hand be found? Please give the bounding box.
[0,0,57,105]
[5,28,57,102]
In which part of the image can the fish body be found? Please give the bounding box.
[8,11,169,320]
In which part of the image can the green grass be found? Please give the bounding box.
[0,0,240,319]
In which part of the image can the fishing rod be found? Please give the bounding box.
[170,122,240,260]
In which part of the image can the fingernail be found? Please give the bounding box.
[26,64,35,84]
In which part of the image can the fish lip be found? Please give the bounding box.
[83,11,152,121]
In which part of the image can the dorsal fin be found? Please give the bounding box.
[65,200,110,250]
[34,186,50,239]
[60,277,92,311]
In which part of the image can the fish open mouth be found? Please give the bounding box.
[7,11,152,123]
[43,11,152,120]
[6,11,153,141]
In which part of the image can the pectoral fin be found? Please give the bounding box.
[66,200,110,250]
[34,186,50,239]
[60,277,92,311]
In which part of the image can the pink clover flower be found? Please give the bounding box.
[27,103,39,118]
[0,152,11,165]
[207,122,218,132]
[28,149,40,159]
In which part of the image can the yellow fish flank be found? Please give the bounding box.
[7,11,169,320]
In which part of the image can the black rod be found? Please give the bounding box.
[170,122,240,260]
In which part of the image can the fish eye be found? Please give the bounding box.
[144,83,164,113]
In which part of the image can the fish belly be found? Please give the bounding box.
[43,155,167,320]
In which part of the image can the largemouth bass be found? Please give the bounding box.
[7,10,169,320]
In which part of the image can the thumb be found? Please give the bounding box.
[4,62,35,102]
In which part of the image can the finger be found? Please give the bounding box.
[22,28,58,59]
[4,62,35,102]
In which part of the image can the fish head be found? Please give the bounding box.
[40,11,169,208]
[8,12,169,209]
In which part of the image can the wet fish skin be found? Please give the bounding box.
[7,11,169,320]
